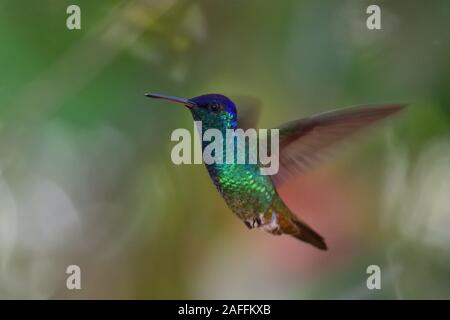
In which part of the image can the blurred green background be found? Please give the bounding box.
[0,0,449,299]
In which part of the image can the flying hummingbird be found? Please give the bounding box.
[145,92,405,250]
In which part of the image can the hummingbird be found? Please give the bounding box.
[145,92,405,250]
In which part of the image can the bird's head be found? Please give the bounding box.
[145,93,238,130]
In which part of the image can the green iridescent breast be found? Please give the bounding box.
[193,109,276,219]
[207,163,275,219]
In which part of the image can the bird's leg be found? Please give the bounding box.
[253,216,262,228]
[244,220,253,229]
[244,216,263,229]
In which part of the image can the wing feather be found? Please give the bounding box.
[271,104,405,186]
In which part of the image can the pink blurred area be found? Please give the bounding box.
[253,165,371,275]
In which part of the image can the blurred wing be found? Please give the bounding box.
[232,95,262,130]
[271,104,406,186]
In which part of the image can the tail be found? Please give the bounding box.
[291,218,327,250]
[264,196,328,250]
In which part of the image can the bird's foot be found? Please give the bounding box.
[244,216,262,229]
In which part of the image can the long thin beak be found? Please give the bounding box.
[145,93,196,109]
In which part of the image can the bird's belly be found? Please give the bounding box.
[207,163,275,219]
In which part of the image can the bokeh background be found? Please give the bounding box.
[0,0,449,299]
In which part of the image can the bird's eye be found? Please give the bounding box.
[209,103,221,112]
